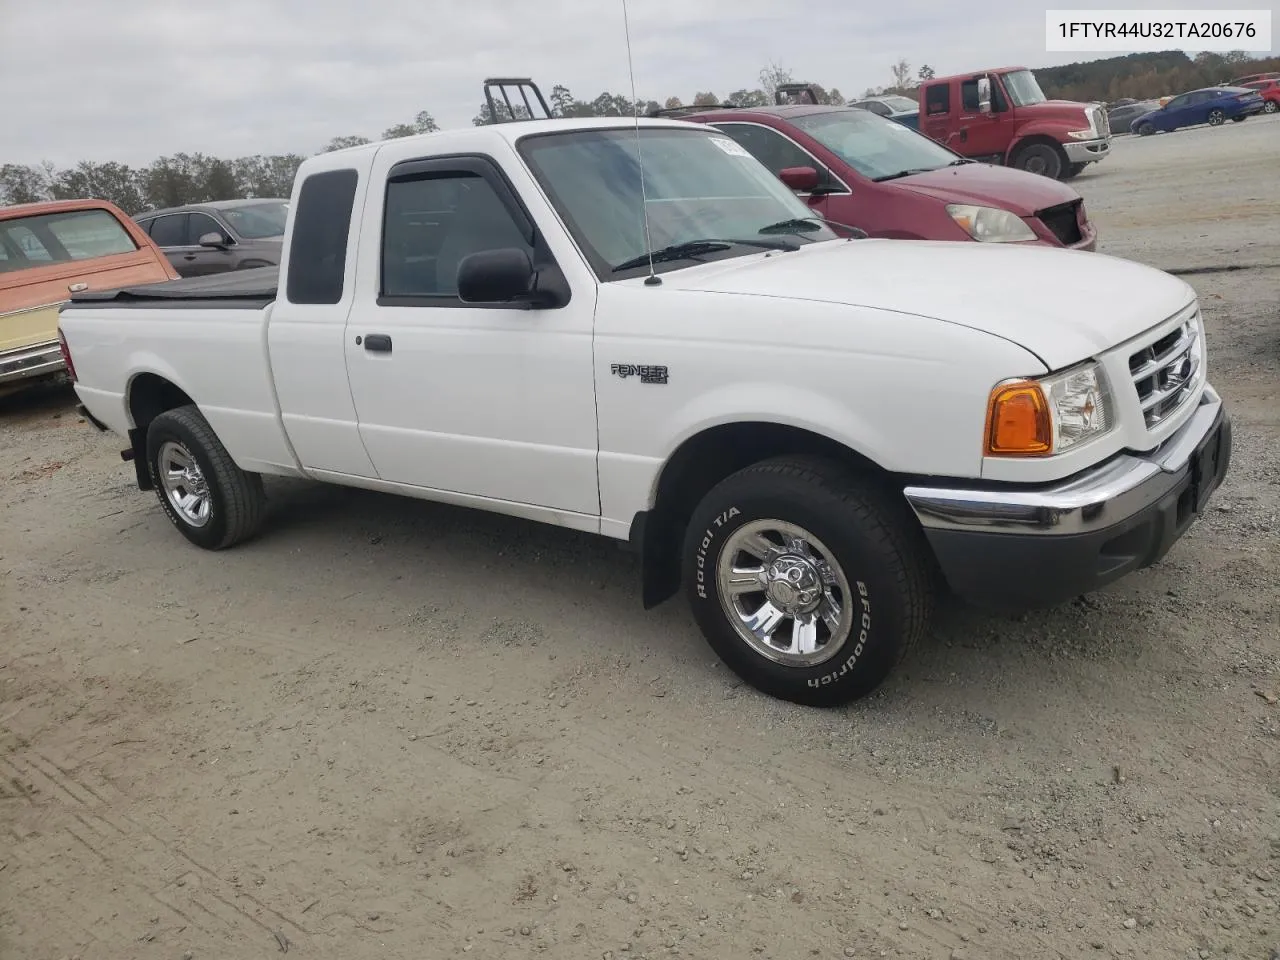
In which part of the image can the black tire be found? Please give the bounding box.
[1230,115,1246,123]
[1208,109,1226,126]
[681,457,933,707]
[145,404,266,550]
[1062,162,1088,180]
[1264,101,1278,114]
[1011,141,1065,179]
[1136,122,1155,137]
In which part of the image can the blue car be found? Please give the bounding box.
[1132,86,1265,135]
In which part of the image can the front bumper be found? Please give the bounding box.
[0,339,64,385]
[1063,137,1111,164]
[903,386,1231,609]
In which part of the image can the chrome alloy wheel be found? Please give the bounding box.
[157,440,212,527]
[715,519,854,667]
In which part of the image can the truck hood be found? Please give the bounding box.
[1021,100,1094,123]
[891,162,1080,216]
[658,239,1195,370]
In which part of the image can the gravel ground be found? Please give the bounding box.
[2,116,1277,960]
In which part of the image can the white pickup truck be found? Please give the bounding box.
[60,84,1231,707]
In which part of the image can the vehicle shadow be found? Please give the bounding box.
[0,377,79,422]
[254,474,1132,710]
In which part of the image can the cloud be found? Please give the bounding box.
[0,0,1271,166]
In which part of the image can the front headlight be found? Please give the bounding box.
[1065,128,1096,139]
[984,362,1115,457]
[946,204,1037,243]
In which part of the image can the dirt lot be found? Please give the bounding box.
[2,117,1277,960]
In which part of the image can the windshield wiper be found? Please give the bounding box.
[611,238,797,273]
[871,167,940,182]
[758,215,868,239]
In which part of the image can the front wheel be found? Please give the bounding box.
[682,457,933,707]
[1208,109,1226,126]
[1011,142,1065,179]
[1136,122,1155,136]
[146,404,266,550]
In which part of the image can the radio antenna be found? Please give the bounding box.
[620,0,661,286]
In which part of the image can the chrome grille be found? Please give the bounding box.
[1094,106,1111,138]
[1128,312,1201,429]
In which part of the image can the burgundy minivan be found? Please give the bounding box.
[672,102,1096,251]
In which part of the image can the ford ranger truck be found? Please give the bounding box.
[2,199,177,396]
[58,82,1230,708]
[917,67,1112,181]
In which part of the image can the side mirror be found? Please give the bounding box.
[457,248,549,306]
[198,231,229,248]
[778,166,819,192]
[977,77,993,114]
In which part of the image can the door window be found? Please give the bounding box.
[924,84,950,115]
[712,123,817,175]
[148,214,188,247]
[381,172,533,299]
[186,213,225,244]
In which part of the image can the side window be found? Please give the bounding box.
[5,225,53,261]
[286,168,358,305]
[924,84,950,115]
[961,80,981,111]
[1166,95,1188,110]
[148,214,188,247]
[186,213,224,244]
[135,218,154,236]
[712,124,815,176]
[381,172,532,299]
[866,101,890,117]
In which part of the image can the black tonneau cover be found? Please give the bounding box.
[65,266,279,310]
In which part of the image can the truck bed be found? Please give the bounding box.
[65,266,278,309]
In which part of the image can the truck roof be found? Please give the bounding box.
[1,197,127,222]
[321,115,701,162]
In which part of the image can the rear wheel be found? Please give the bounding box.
[1208,109,1226,126]
[146,404,266,550]
[1011,142,1065,179]
[1264,101,1278,114]
[681,457,933,707]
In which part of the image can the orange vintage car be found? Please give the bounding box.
[1,198,178,394]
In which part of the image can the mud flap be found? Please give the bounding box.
[125,426,152,490]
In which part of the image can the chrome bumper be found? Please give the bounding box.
[1063,137,1111,164]
[902,386,1231,608]
[0,339,64,385]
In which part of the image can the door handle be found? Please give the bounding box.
[182,254,197,261]
[362,334,393,353]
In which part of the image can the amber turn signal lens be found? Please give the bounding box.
[985,381,1052,456]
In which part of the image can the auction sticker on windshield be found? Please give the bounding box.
[709,137,752,158]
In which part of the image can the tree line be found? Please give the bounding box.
[3,52,1275,216]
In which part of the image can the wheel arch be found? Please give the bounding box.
[631,420,892,610]
[124,371,198,490]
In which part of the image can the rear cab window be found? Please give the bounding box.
[285,169,359,305]
[0,208,138,274]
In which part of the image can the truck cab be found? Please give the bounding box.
[916,67,1112,181]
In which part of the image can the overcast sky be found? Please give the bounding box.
[1,0,1273,167]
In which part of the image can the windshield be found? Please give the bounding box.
[517,127,837,279]
[790,109,961,180]
[881,96,919,113]
[218,201,288,239]
[1002,69,1048,107]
